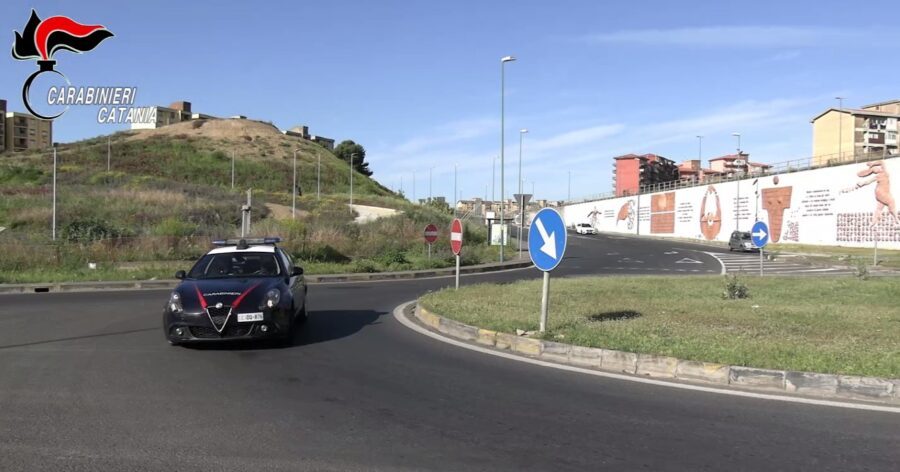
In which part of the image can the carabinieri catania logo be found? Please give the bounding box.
[11,9,155,124]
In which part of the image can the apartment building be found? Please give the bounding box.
[283,124,336,151]
[811,99,900,166]
[0,99,6,153]
[130,100,199,129]
[707,152,770,177]
[613,153,679,196]
[4,110,52,152]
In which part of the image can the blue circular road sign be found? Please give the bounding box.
[751,221,770,248]
[528,208,568,271]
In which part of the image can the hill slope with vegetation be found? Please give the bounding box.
[0,119,499,282]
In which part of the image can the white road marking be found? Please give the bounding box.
[393,302,900,414]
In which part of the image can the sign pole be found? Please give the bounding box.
[428,243,432,261]
[540,271,550,332]
[759,247,764,276]
[455,254,460,290]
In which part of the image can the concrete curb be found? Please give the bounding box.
[0,259,533,295]
[413,304,900,406]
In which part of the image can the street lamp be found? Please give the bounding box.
[52,146,57,240]
[453,163,458,216]
[499,55,516,262]
[292,149,301,219]
[317,153,321,200]
[231,150,235,189]
[349,152,357,208]
[517,128,528,259]
[732,132,741,230]
[835,96,846,161]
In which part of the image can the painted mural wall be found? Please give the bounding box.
[562,157,900,249]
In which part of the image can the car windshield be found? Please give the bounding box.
[187,252,281,279]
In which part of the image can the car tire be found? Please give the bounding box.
[297,302,309,325]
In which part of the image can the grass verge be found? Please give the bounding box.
[419,276,900,378]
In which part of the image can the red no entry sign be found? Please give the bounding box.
[424,224,439,244]
[450,218,463,255]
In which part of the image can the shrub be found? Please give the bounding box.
[153,217,198,237]
[61,218,128,242]
[293,245,349,263]
[376,247,409,266]
[722,274,750,299]
[352,258,379,273]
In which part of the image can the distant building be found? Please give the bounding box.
[4,108,52,152]
[811,99,900,166]
[283,124,336,151]
[613,153,679,196]
[131,100,221,129]
[677,159,723,183]
[708,152,770,177]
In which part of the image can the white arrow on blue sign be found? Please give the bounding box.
[529,208,568,271]
[751,221,769,248]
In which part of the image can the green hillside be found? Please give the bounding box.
[0,119,500,282]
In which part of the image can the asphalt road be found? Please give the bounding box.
[0,233,896,471]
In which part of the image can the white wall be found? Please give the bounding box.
[562,157,900,249]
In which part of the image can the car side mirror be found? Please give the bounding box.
[175,270,186,280]
[291,267,304,276]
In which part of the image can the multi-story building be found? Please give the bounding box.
[4,110,52,152]
[0,99,6,153]
[130,100,200,129]
[811,99,900,166]
[283,124,336,151]
[613,153,679,196]
[707,152,770,177]
[677,159,724,183]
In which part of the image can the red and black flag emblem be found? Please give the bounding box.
[12,9,113,61]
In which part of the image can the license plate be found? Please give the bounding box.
[237,312,264,323]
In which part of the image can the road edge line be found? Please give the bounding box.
[393,301,900,413]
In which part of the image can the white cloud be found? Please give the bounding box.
[581,26,861,48]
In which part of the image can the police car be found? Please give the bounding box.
[163,238,307,345]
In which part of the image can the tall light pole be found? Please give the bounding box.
[732,132,742,230]
[413,170,417,204]
[349,152,356,208]
[517,128,528,259]
[499,55,516,262]
[491,156,497,203]
[695,135,703,183]
[835,96,845,161]
[231,150,235,189]
[52,146,57,241]
[567,170,572,201]
[453,163,458,216]
[292,149,301,219]
[316,153,321,200]
[428,166,433,203]
[107,136,111,172]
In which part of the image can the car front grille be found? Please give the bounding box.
[206,306,231,329]
[190,325,253,339]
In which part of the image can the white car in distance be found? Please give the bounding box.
[575,223,595,235]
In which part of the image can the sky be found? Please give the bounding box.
[2,0,896,202]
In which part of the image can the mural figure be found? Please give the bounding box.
[616,200,635,229]
[761,185,793,244]
[699,186,721,240]
[842,160,898,227]
[650,192,676,233]
[586,207,601,229]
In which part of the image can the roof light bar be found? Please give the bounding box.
[212,237,282,248]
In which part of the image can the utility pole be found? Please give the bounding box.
[836,97,845,162]
[500,55,515,262]
[349,152,356,208]
[292,149,299,219]
[52,146,57,241]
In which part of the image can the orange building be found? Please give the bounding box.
[613,153,679,196]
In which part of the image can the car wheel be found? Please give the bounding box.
[297,302,309,325]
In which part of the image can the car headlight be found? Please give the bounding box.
[168,291,183,313]
[265,289,281,308]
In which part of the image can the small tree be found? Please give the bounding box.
[333,140,373,176]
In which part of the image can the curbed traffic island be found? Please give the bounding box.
[413,276,900,406]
